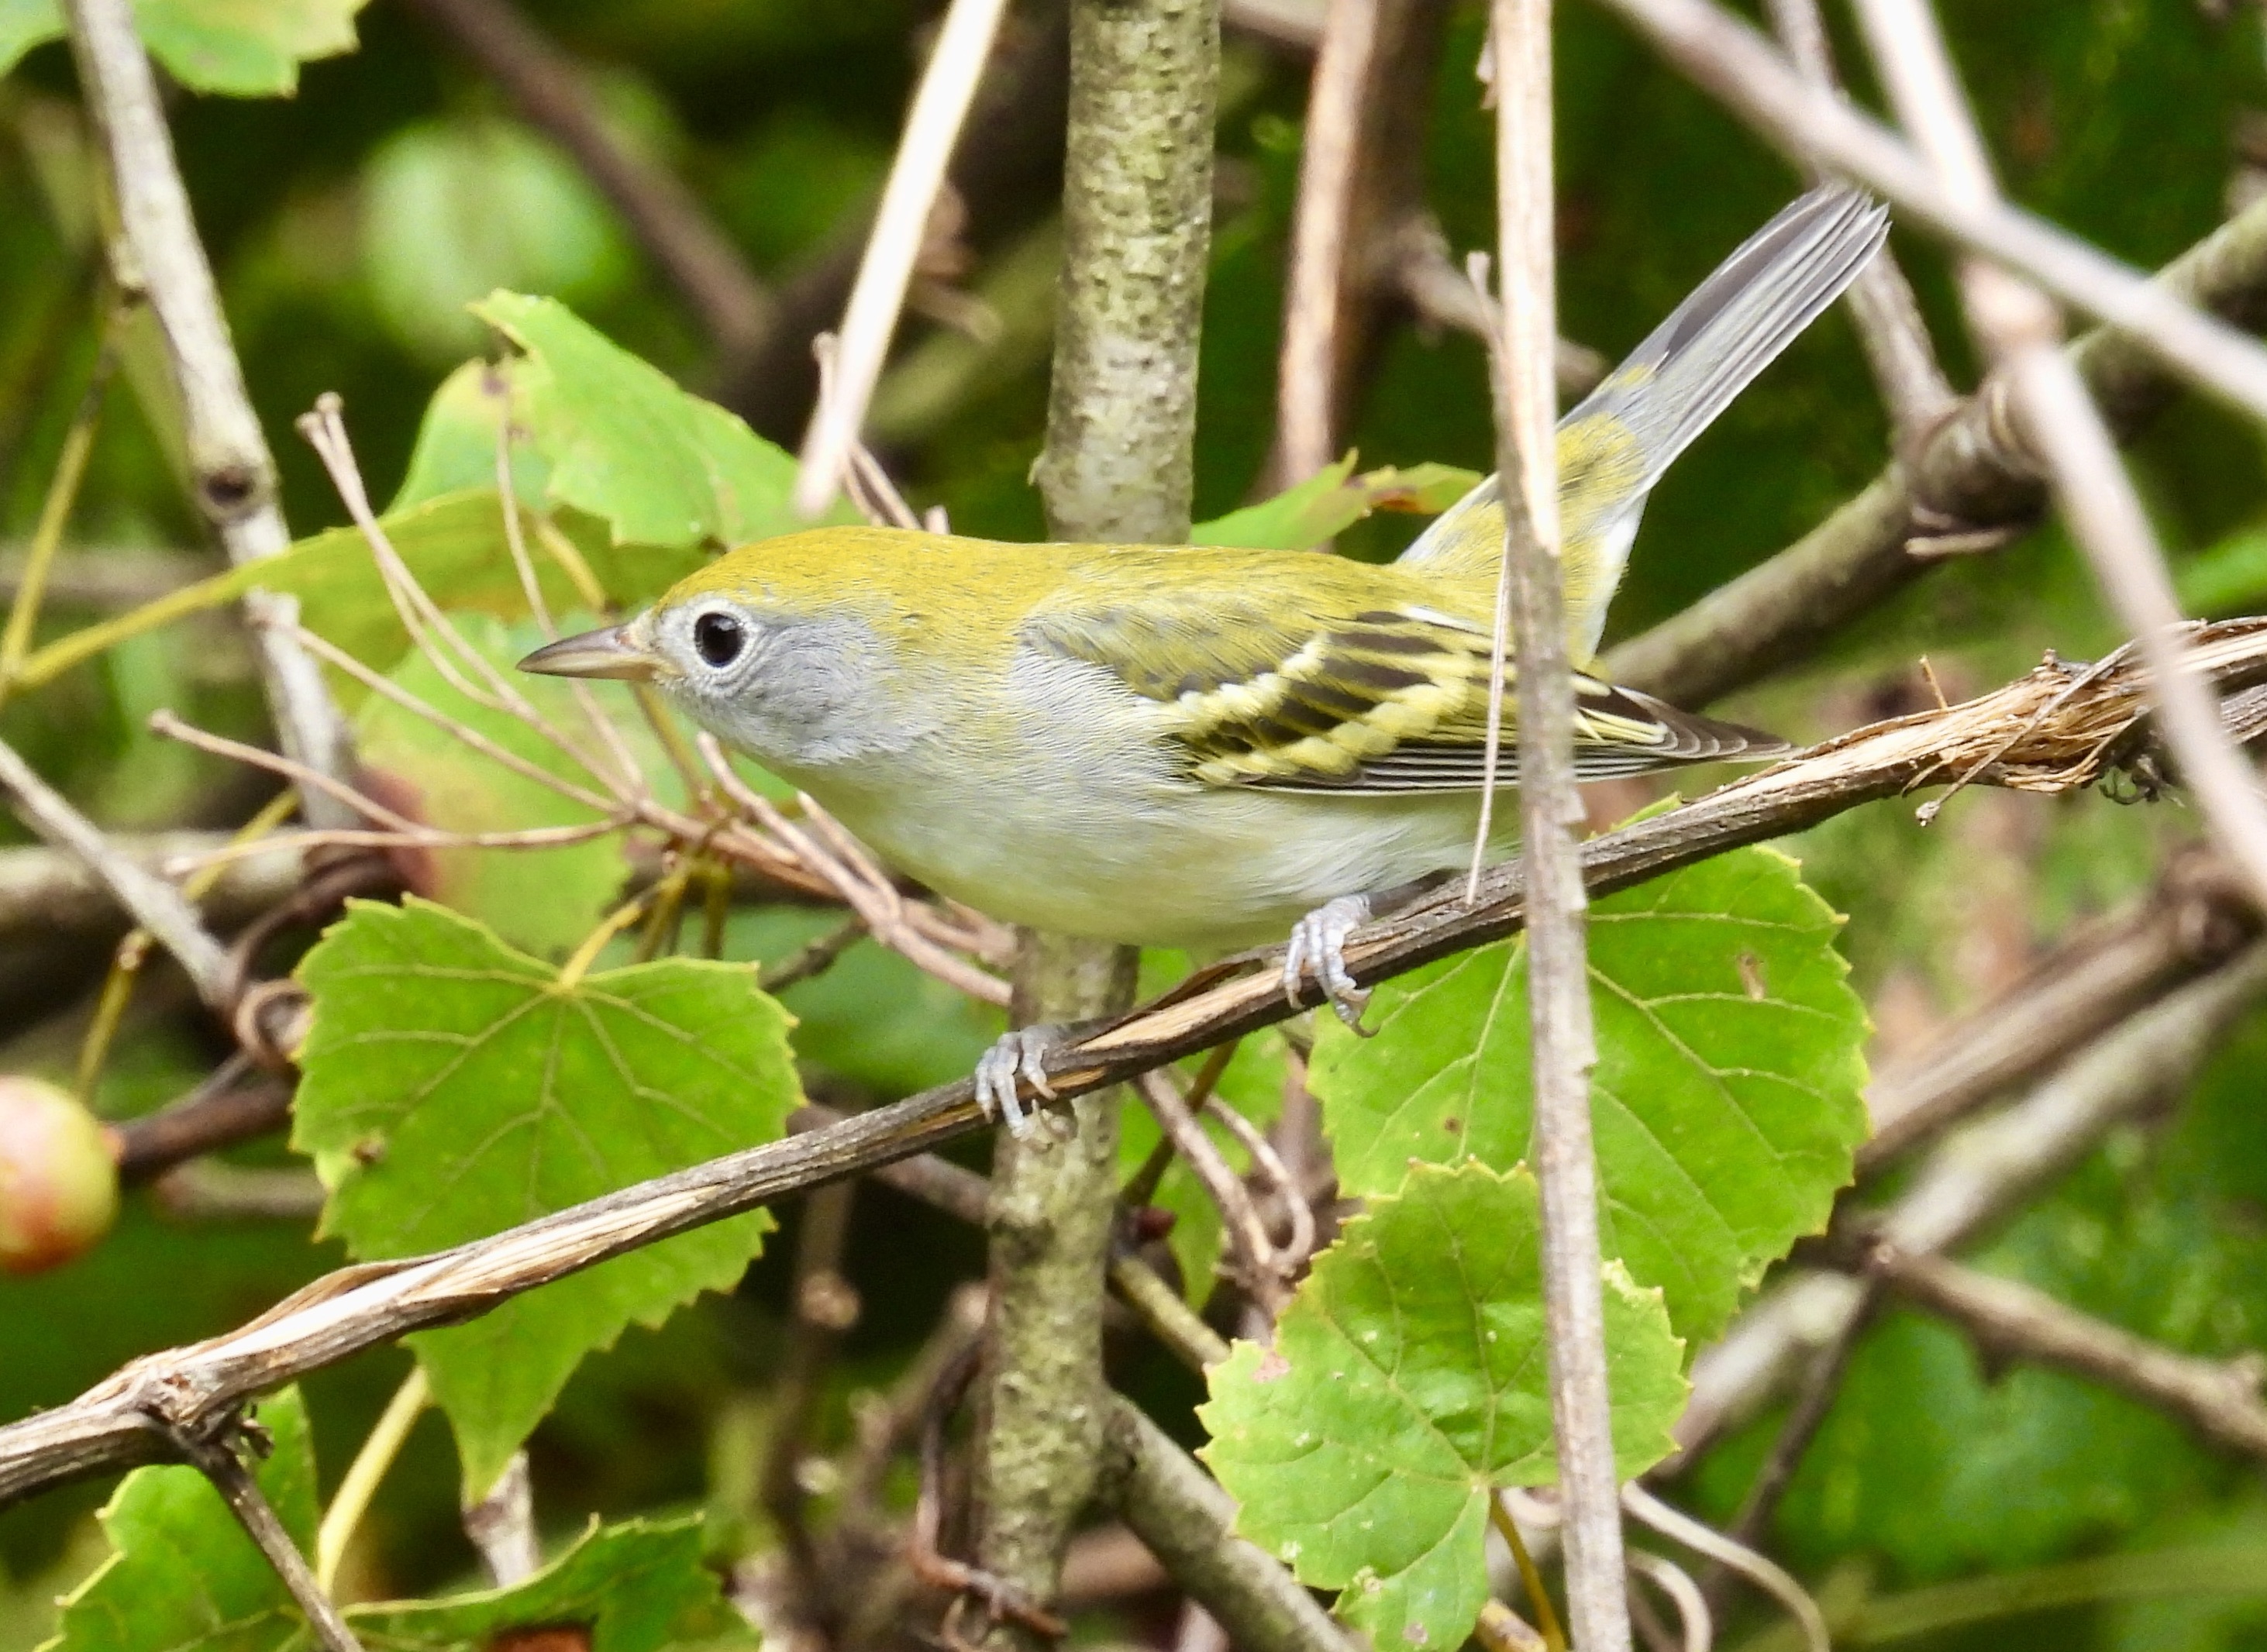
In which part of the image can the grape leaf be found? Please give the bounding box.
[474,291,833,550]
[1199,1162,1685,1650]
[292,899,799,1494]
[345,1516,753,1652]
[389,360,554,514]
[1311,845,1868,1343]
[0,0,366,94]
[46,1388,315,1652]
[11,489,705,698]
[1193,456,1482,550]
[353,614,636,958]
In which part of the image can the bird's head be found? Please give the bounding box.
[518,530,946,770]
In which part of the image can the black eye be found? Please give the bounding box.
[694,611,746,668]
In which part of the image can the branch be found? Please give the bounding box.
[0,732,231,1007]
[1272,0,1452,488]
[714,10,1073,442]
[61,0,356,829]
[9,622,2267,1507]
[1847,0,2267,910]
[0,832,298,949]
[401,0,773,360]
[180,1433,363,1652]
[1587,0,2267,419]
[1673,939,2267,1463]
[1101,1396,1363,1652]
[1488,0,1630,1643]
[1760,0,1955,437]
[1859,848,2255,1172]
[792,0,1013,515]
[1868,1248,2267,1463]
[1599,56,2267,707]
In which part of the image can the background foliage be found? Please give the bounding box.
[2,1,2267,1649]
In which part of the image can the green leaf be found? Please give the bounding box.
[344,1516,753,1652]
[353,614,634,957]
[1194,456,1483,551]
[12,489,706,697]
[474,291,827,550]
[45,1388,316,1652]
[389,360,554,514]
[365,120,631,365]
[1,0,367,92]
[1311,845,1869,1344]
[1198,1162,1685,1650]
[292,899,800,1494]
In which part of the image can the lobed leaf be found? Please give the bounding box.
[1311,844,1869,1344]
[292,899,800,1494]
[44,1388,315,1652]
[346,1516,753,1652]
[0,0,367,94]
[1194,456,1483,551]
[474,291,828,551]
[1199,1162,1685,1650]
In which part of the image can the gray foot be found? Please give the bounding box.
[1283,894,1374,1033]
[973,1024,1063,1135]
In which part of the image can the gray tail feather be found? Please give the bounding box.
[1569,184,1891,496]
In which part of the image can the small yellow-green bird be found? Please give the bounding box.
[524,186,1887,1128]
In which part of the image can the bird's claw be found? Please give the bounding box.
[973,1025,1065,1136]
[1283,895,1374,1034]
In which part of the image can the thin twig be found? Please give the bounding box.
[0,294,123,704]
[15,635,2267,1506]
[1624,1550,1711,1652]
[1621,1483,1824,1652]
[761,1181,861,1613]
[1847,0,2267,914]
[1135,1069,1283,1314]
[1107,1250,1234,1372]
[62,0,356,827]
[1590,0,2267,422]
[1868,1246,2267,1463]
[1275,0,1381,487]
[1761,0,1954,437]
[1202,1092,1317,1275]
[1695,1277,1883,1623]
[0,731,231,1007]
[1492,1493,1568,1652]
[793,0,1011,516]
[179,1431,365,1652]
[1487,0,1628,1642]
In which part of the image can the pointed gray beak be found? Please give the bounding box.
[518,625,663,683]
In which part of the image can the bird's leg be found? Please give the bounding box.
[973,1028,1059,1134]
[972,1017,1110,1135]
[1283,894,1375,1033]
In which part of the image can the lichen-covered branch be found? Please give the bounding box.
[63,0,356,826]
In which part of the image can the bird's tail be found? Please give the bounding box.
[1396,185,1890,663]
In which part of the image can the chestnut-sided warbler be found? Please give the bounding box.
[523,185,1887,1129]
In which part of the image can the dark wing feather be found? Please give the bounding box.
[1022,586,1786,795]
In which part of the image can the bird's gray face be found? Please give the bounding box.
[519,599,915,773]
